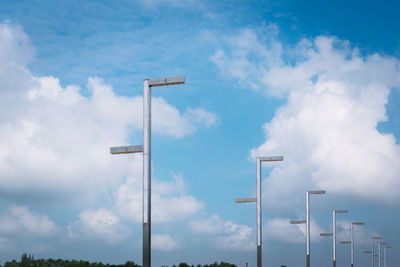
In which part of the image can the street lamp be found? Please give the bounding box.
[372,237,382,267]
[378,242,388,267]
[235,156,283,267]
[384,246,392,267]
[364,251,379,262]
[290,190,326,267]
[351,222,364,267]
[363,251,378,256]
[340,241,352,266]
[320,210,348,267]
[110,76,185,267]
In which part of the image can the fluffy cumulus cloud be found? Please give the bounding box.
[115,172,204,223]
[0,22,216,249]
[67,208,128,245]
[213,28,400,210]
[67,172,203,245]
[189,214,254,251]
[0,22,217,202]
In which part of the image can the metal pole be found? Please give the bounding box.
[378,243,381,267]
[143,79,151,267]
[306,191,310,267]
[372,239,375,267]
[256,158,262,267]
[333,211,336,267]
[384,246,386,267]
[351,224,354,267]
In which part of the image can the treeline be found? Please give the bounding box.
[3,254,237,267]
[4,254,140,267]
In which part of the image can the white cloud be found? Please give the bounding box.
[0,22,217,201]
[67,208,128,245]
[0,205,58,237]
[211,26,282,92]
[152,99,218,138]
[189,214,254,251]
[213,28,400,209]
[183,107,219,129]
[115,172,204,223]
[0,22,34,66]
[152,234,181,251]
[264,217,325,244]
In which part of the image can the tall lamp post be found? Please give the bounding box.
[384,246,391,267]
[372,237,382,267]
[378,242,388,267]
[320,209,349,267]
[290,190,326,267]
[235,156,283,267]
[110,76,185,267]
[351,222,364,267]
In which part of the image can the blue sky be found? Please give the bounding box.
[0,0,399,267]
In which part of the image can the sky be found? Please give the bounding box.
[0,0,399,267]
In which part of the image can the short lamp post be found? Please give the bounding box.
[372,237,382,267]
[290,190,326,267]
[320,210,348,267]
[110,76,185,267]
[384,246,392,267]
[378,242,388,267]
[351,222,364,267]
[235,156,283,267]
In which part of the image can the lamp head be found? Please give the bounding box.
[308,190,326,194]
[258,156,283,162]
[290,220,306,225]
[335,210,348,214]
[147,76,185,87]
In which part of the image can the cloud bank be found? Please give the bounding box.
[0,21,212,248]
[0,22,217,202]
[213,28,400,211]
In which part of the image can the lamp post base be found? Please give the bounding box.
[307,254,310,267]
[143,223,150,267]
[333,260,336,267]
